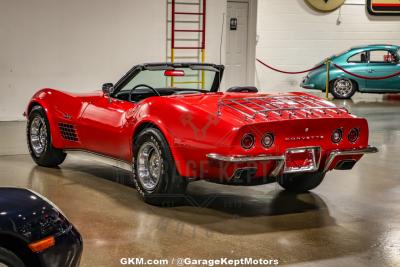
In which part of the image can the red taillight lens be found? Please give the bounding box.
[331,129,343,143]
[241,134,255,150]
[348,128,359,143]
[261,133,274,148]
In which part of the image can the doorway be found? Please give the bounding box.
[225,0,256,89]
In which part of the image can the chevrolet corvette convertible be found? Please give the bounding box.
[25,63,377,205]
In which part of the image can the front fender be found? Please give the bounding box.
[26,88,87,149]
[25,89,65,148]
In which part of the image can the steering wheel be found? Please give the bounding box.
[129,84,160,102]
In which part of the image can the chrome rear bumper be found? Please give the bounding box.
[206,145,378,177]
[323,145,378,172]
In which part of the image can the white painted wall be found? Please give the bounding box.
[0,0,226,121]
[256,0,400,93]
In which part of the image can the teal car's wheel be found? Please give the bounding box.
[331,78,357,99]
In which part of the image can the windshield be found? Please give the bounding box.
[119,66,220,92]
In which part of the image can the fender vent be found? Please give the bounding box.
[58,123,79,142]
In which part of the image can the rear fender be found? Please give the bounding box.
[132,116,189,177]
[131,98,237,178]
[329,69,366,91]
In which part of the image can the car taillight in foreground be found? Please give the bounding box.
[331,129,343,143]
[261,133,274,148]
[241,134,255,149]
[348,128,359,143]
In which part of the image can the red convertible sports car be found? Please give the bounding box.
[25,63,377,205]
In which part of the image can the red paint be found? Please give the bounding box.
[372,3,400,7]
[164,70,185,77]
[25,90,372,181]
[174,12,204,15]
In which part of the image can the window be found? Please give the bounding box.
[369,50,396,64]
[348,52,368,63]
[119,68,218,93]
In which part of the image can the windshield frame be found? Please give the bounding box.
[111,63,224,98]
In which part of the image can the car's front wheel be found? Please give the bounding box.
[278,172,325,193]
[27,106,66,167]
[133,127,188,206]
[0,247,26,267]
[331,78,357,99]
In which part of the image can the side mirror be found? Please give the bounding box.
[102,83,114,96]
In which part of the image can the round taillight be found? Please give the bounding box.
[261,133,274,148]
[331,129,343,143]
[348,128,359,143]
[241,134,255,150]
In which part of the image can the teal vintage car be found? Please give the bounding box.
[301,44,400,99]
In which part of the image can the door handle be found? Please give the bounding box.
[368,69,375,73]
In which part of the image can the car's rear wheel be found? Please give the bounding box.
[0,247,26,267]
[133,127,188,206]
[278,172,325,193]
[331,78,357,99]
[27,106,66,167]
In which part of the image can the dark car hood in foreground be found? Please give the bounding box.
[0,188,68,242]
[0,188,52,213]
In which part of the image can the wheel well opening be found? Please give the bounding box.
[27,102,42,115]
[351,79,359,91]
[0,234,40,266]
[133,122,159,145]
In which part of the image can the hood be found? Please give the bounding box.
[0,188,52,215]
[169,92,353,126]
[0,188,68,242]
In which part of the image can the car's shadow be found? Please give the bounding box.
[26,162,379,265]
[27,162,335,235]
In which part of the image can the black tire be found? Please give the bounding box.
[330,78,357,99]
[0,247,26,267]
[27,106,66,167]
[278,172,325,193]
[133,127,188,206]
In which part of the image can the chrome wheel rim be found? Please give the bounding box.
[137,142,162,191]
[334,79,353,97]
[30,116,47,156]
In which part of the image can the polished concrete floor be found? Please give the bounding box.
[0,95,399,267]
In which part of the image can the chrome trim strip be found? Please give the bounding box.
[323,145,378,172]
[64,149,132,172]
[271,160,285,177]
[206,153,285,163]
[206,153,285,177]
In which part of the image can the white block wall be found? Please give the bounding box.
[256,0,400,93]
[0,0,226,121]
